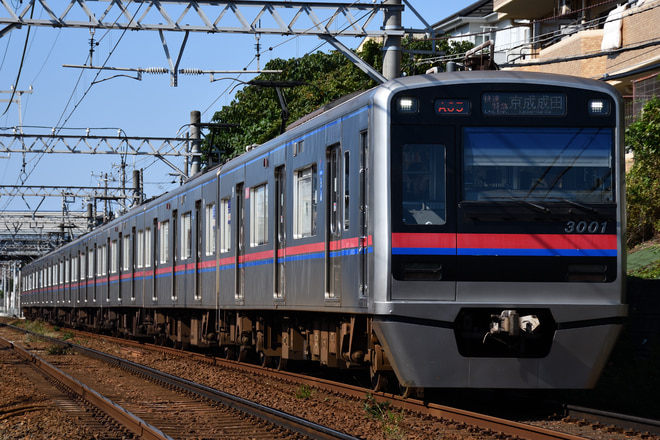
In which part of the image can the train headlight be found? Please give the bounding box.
[397,96,419,113]
[588,99,610,116]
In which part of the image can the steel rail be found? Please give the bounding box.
[59,328,591,440]
[0,335,173,440]
[2,324,359,440]
[566,404,660,436]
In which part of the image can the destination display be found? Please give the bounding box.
[482,92,566,116]
[434,99,470,115]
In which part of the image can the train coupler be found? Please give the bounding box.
[487,310,540,339]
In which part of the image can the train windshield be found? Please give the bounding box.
[463,127,613,203]
[401,144,446,225]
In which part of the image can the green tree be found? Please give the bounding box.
[203,36,474,165]
[625,96,660,247]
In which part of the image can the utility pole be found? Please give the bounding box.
[383,0,403,80]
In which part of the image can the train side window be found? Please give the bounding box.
[160,220,170,264]
[250,183,269,247]
[137,230,144,268]
[220,198,231,252]
[111,240,118,274]
[71,256,77,282]
[294,164,318,238]
[123,235,131,271]
[97,245,104,276]
[97,248,102,277]
[88,249,94,279]
[145,227,152,268]
[103,243,108,276]
[205,203,217,255]
[181,212,192,260]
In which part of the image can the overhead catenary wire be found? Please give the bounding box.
[1,2,146,214]
[1,2,34,117]
[202,0,374,119]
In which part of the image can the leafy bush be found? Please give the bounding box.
[294,384,313,399]
[626,96,660,247]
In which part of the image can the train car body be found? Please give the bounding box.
[21,71,627,390]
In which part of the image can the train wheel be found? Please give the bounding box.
[223,346,234,360]
[275,357,287,371]
[235,348,248,363]
[399,385,413,399]
[259,352,271,368]
[370,368,388,392]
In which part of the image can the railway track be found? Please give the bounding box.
[2,321,657,440]
[0,325,355,440]
[63,329,657,440]
[0,341,133,439]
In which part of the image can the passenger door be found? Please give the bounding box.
[274,166,286,301]
[326,144,342,301]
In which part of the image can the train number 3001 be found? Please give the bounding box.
[564,220,607,234]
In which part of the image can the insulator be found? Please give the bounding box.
[142,67,168,74]
[179,68,204,75]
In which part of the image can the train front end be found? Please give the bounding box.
[371,71,627,388]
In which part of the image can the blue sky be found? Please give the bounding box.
[0,0,474,213]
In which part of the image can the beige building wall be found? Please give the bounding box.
[606,2,660,75]
[511,1,660,82]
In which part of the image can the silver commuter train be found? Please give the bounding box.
[20,71,627,390]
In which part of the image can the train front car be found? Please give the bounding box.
[370,71,627,389]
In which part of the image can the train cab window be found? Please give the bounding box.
[181,212,192,259]
[463,127,614,203]
[401,144,447,225]
[206,203,217,255]
[220,198,231,252]
[294,164,318,238]
[250,184,269,247]
[160,221,170,264]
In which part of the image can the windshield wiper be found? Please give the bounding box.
[562,199,598,213]
[516,199,551,214]
[477,196,551,214]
